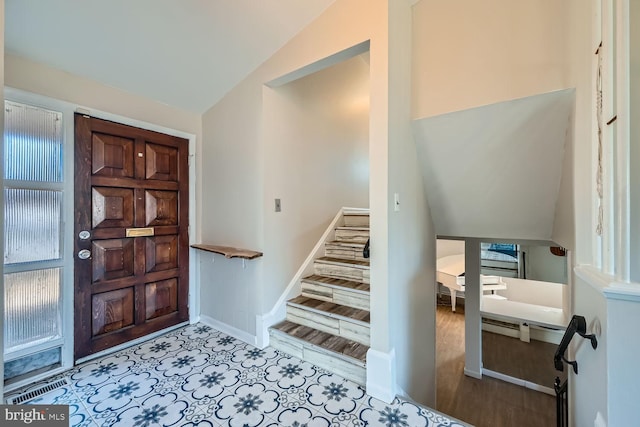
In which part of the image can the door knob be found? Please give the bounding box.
[78,249,91,260]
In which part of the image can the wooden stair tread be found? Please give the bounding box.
[288,296,370,323]
[316,256,370,268]
[302,274,370,293]
[335,226,369,231]
[271,320,368,363]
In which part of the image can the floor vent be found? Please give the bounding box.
[5,378,69,404]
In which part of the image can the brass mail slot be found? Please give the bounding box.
[126,227,154,237]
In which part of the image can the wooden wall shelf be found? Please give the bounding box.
[191,244,263,260]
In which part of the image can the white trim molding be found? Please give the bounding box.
[366,347,397,404]
[602,282,640,302]
[575,264,640,302]
[199,315,257,347]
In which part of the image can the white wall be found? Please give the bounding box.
[520,245,568,284]
[606,295,640,426]
[199,0,437,406]
[261,55,369,312]
[412,0,569,120]
[199,0,385,337]
[436,239,464,258]
[384,0,436,406]
[496,278,563,309]
[572,273,608,427]
[566,0,609,424]
[5,55,202,145]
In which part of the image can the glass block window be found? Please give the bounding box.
[3,100,65,358]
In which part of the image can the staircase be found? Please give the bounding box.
[269,210,370,385]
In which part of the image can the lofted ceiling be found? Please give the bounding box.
[5,0,337,113]
[413,90,574,242]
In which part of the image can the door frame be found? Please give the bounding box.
[4,87,198,376]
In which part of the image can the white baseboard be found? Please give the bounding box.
[482,320,563,345]
[255,305,286,349]
[482,368,555,396]
[366,348,397,403]
[463,367,483,379]
[199,315,257,347]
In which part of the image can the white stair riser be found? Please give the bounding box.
[286,306,370,346]
[314,263,370,284]
[287,308,339,336]
[340,321,370,345]
[268,332,366,385]
[343,215,370,227]
[335,228,369,243]
[269,333,303,359]
[301,282,369,311]
[333,289,369,311]
[325,245,367,261]
[300,282,333,302]
[304,347,366,385]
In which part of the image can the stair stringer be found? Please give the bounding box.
[255,207,369,348]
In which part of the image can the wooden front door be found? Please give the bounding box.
[74,114,189,360]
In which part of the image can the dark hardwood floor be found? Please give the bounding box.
[482,328,566,389]
[436,301,556,427]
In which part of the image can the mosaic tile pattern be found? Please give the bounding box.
[15,324,466,426]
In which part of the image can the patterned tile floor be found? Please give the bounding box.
[17,324,465,426]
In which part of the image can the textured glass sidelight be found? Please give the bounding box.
[3,101,63,182]
[4,268,62,353]
[3,100,65,361]
[4,189,62,264]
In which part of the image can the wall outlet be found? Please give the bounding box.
[275,198,281,212]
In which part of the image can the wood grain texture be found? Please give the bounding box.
[270,320,368,363]
[191,244,263,260]
[436,304,556,427]
[325,241,367,261]
[343,213,370,227]
[482,330,567,388]
[314,257,370,283]
[74,114,189,360]
[334,226,370,244]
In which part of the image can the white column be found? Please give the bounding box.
[464,238,482,378]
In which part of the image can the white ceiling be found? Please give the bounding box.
[5,0,337,113]
[413,90,574,242]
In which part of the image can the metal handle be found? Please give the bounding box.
[78,249,91,260]
[78,230,91,240]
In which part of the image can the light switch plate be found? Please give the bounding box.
[275,198,281,212]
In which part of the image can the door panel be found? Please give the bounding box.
[91,288,135,336]
[145,236,179,273]
[75,114,189,359]
[145,143,178,181]
[145,190,179,226]
[145,278,178,320]
[92,133,135,177]
[92,187,135,228]
[92,239,135,282]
